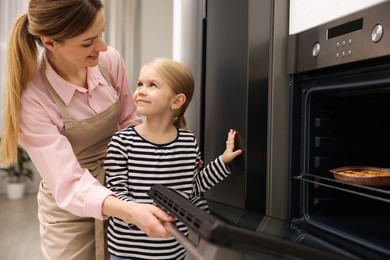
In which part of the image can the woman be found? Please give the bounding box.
[0,1,173,259]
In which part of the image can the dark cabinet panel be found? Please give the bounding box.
[202,0,272,212]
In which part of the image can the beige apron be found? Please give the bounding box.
[37,63,119,260]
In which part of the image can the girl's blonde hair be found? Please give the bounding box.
[0,0,103,167]
[145,58,194,130]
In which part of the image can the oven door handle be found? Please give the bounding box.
[163,221,205,260]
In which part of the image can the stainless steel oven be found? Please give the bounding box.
[287,1,390,259]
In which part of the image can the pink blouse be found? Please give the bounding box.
[19,46,141,219]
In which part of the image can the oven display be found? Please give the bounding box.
[327,18,363,39]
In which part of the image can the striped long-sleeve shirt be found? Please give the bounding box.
[104,126,231,259]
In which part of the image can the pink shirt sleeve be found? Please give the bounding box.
[18,46,141,219]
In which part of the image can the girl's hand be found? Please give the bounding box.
[221,129,243,164]
[196,159,203,169]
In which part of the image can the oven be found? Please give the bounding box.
[149,2,390,259]
[287,1,390,259]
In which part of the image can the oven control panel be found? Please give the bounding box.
[287,1,390,74]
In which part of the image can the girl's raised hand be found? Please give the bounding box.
[221,129,243,164]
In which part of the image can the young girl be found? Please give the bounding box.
[104,58,242,259]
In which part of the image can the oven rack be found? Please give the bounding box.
[294,173,390,204]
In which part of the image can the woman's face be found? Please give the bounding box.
[50,10,107,68]
[134,66,178,119]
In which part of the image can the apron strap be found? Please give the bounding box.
[98,63,115,88]
[39,62,73,127]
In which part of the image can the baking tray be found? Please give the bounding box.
[330,166,390,187]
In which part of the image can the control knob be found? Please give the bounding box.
[371,24,383,43]
[312,42,320,57]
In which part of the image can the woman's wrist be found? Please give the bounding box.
[102,195,126,219]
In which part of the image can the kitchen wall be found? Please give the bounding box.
[103,0,174,92]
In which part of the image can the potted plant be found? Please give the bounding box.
[1,146,33,200]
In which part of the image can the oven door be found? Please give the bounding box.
[148,184,350,260]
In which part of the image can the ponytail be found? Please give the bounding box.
[174,115,188,130]
[0,13,39,167]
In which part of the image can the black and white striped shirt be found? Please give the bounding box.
[104,126,231,259]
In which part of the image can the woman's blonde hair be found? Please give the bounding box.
[0,0,103,167]
[145,58,194,130]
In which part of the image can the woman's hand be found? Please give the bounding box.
[221,129,243,164]
[125,202,175,238]
[102,195,175,238]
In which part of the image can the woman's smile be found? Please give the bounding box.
[88,53,99,60]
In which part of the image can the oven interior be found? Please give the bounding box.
[290,60,390,257]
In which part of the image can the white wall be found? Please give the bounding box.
[289,0,388,34]
[137,0,173,68]
[103,0,173,91]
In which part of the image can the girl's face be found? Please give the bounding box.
[134,66,178,119]
[49,10,107,68]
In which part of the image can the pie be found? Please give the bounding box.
[330,166,390,186]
